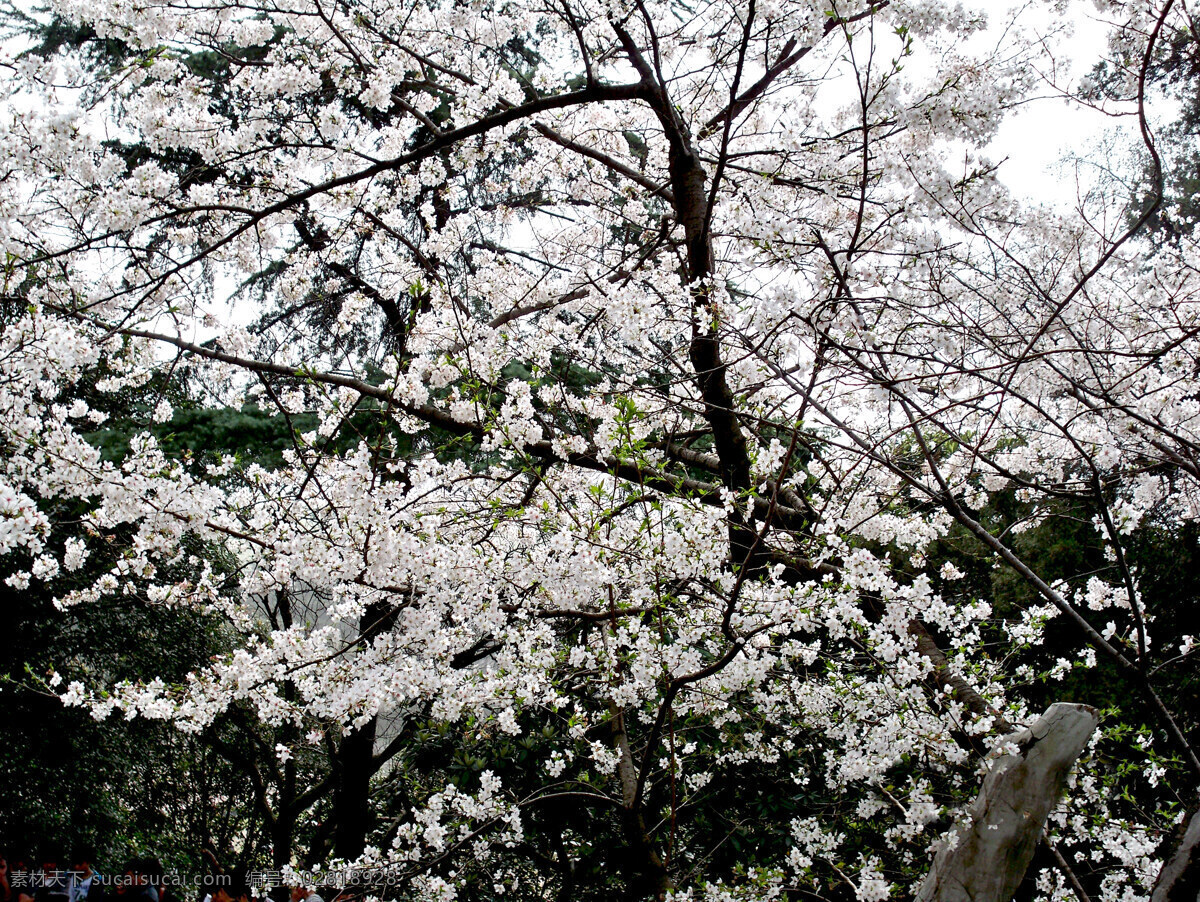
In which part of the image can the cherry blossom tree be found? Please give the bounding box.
[2,0,1199,898]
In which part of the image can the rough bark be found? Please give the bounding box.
[908,620,1013,732]
[1153,807,1200,902]
[917,703,1099,902]
[331,599,398,859]
[332,719,378,860]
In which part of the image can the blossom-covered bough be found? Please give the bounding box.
[2,0,1199,897]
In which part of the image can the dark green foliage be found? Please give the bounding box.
[87,403,316,472]
[0,497,250,871]
[0,585,249,872]
[0,329,269,866]
[1087,12,1200,243]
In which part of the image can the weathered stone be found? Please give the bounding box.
[917,703,1099,902]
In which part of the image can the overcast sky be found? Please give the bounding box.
[984,2,1144,209]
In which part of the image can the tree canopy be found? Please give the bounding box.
[1,0,1199,899]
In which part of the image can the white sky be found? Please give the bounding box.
[983,2,1143,208]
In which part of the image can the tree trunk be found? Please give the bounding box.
[332,719,378,860]
[918,704,1099,902]
[330,600,397,859]
[1152,807,1200,902]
